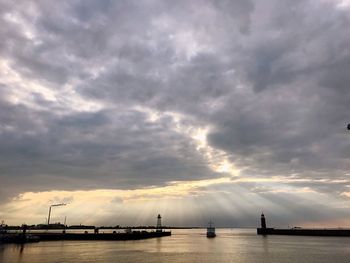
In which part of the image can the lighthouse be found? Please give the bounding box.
[261,213,267,229]
[156,214,162,232]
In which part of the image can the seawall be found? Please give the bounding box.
[257,228,350,236]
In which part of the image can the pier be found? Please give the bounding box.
[0,214,171,243]
[1,231,171,243]
[257,213,350,237]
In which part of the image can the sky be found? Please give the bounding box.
[1,0,350,228]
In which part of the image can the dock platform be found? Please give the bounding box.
[1,231,171,243]
[257,228,350,237]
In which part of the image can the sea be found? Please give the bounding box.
[1,228,350,263]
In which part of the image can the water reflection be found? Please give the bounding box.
[155,236,162,253]
[0,244,5,262]
[261,235,270,262]
[2,229,350,263]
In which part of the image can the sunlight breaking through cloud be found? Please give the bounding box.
[1,0,350,227]
[135,106,241,178]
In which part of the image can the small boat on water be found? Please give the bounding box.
[206,221,216,238]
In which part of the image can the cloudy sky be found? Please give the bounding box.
[1,0,350,227]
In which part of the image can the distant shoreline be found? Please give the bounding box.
[2,226,259,230]
[3,225,204,230]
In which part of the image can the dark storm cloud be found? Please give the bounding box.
[1,0,350,212]
[0,101,215,197]
[204,0,350,180]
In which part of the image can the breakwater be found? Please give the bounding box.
[1,230,171,243]
[257,227,350,236]
[37,231,171,241]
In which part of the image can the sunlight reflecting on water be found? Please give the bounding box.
[2,229,350,263]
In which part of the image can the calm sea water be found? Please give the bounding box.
[2,228,350,263]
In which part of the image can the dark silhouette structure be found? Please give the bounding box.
[257,213,350,236]
[156,214,162,232]
[1,231,171,243]
[261,213,266,229]
[21,224,27,241]
[47,203,66,227]
[206,221,216,238]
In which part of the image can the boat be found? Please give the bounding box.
[206,221,216,238]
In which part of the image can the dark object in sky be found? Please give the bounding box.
[347,123,350,130]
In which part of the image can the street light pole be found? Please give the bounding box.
[47,206,52,225]
[47,203,66,227]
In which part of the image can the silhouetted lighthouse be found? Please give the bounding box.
[261,213,266,229]
[156,214,162,232]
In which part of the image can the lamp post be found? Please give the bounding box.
[47,203,66,227]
